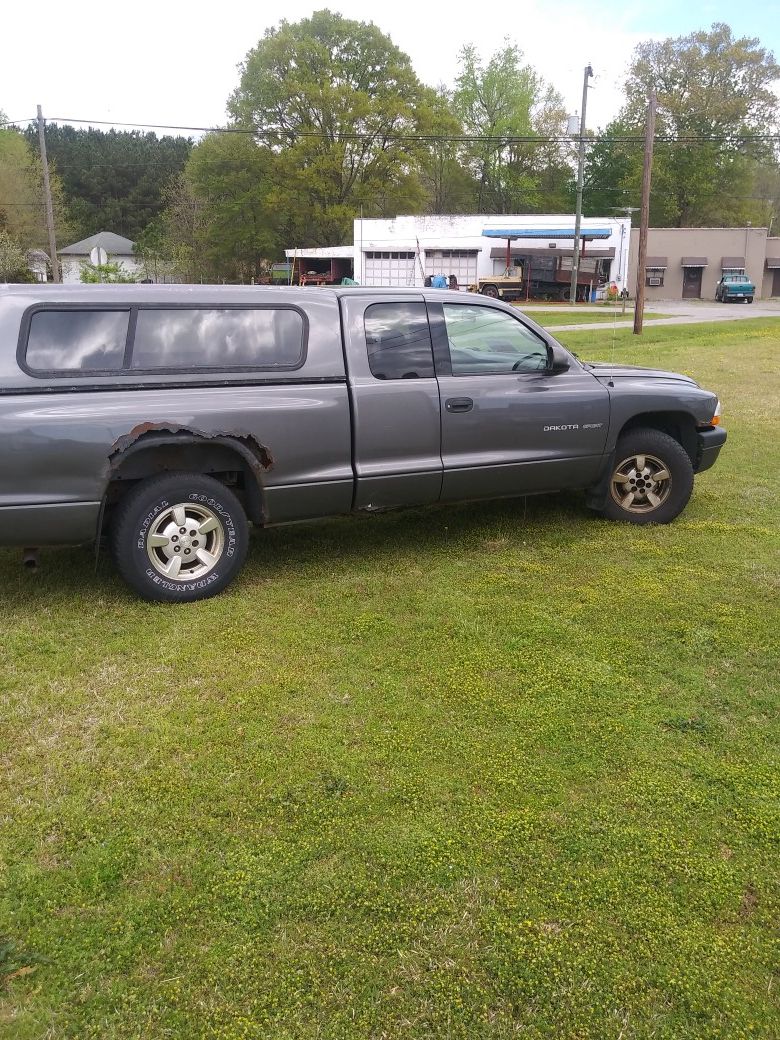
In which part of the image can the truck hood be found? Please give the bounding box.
[583,361,698,386]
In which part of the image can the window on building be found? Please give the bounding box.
[25,309,129,371]
[646,268,665,287]
[365,251,415,260]
[131,308,305,370]
[364,302,434,380]
[443,304,548,375]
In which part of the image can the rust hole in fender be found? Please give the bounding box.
[108,422,274,478]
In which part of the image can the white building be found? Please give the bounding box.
[26,250,50,283]
[58,231,142,284]
[287,214,631,297]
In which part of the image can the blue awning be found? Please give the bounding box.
[482,227,612,240]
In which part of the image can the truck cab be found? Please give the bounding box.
[471,264,524,301]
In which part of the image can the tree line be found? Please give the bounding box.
[1,13,779,283]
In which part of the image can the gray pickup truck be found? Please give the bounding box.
[0,284,726,602]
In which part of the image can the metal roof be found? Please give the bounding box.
[59,231,136,256]
[721,256,745,268]
[482,227,613,240]
[284,246,354,259]
[766,256,780,269]
[681,256,708,267]
[646,256,668,267]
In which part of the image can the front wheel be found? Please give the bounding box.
[481,284,500,299]
[597,429,694,525]
[110,471,249,602]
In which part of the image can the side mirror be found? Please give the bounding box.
[549,343,571,374]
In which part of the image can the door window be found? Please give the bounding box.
[364,302,434,379]
[443,304,548,375]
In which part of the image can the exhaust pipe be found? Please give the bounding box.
[22,548,39,571]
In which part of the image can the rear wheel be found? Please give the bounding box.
[598,428,694,525]
[111,472,249,602]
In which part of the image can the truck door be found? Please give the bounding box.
[339,295,442,510]
[428,300,610,501]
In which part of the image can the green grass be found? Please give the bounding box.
[517,308,671,327]
[1,321,779,1039]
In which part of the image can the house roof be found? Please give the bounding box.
[59,231,136,256]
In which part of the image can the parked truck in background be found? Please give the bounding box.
[0,284,726,602]
[715,272,755,303]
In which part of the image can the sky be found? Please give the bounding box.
[2,0,780,135]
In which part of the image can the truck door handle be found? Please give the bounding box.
[446,397,473,413]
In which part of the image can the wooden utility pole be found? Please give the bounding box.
[36,105,61,283]
[570,64,593,304]
[633,90,656,335]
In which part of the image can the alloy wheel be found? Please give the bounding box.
[609,452,673,514]
[146,502,225,581]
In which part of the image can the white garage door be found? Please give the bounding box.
[363,251,417,286]
[426,249,479,288]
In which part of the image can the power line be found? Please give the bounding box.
[39,116,780,145]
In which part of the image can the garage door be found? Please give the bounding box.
[426,249,479,288]
[363,251,417,287]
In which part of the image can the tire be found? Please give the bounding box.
[598,428,694,525]
[747,297,753,304]
[481,284,500,299]
[110,471,249,602]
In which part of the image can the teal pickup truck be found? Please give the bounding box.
[715,272,755,303]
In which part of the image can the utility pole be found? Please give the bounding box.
[36,105,60,283]
[633,89,656,335]
[569,64,593,304]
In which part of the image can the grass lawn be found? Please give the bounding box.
[518,308,671,326]
[1,320,778,1039]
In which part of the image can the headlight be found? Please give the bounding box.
[711,399,721,426]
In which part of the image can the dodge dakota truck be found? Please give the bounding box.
[0,284,726,602]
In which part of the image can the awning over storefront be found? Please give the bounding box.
[721,256,745,268]
[681,256,708,267]
[488,246,615,259]
[482,227,613,240]
[646,256,668,267]
[765,256,780,269]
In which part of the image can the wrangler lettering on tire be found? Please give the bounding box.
[111,472,249,603]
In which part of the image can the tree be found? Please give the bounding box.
[0,229,33,281]
[417,91,478,215]
[79,260,138,283]
[0,127,70,253]
[184,132,278,281]
[587,24,780,227]
[25,124,192,240]
[227,9,439,246]
[136,173,208,283]
[452,43,571,213]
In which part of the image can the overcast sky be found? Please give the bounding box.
[2,0,780,135]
